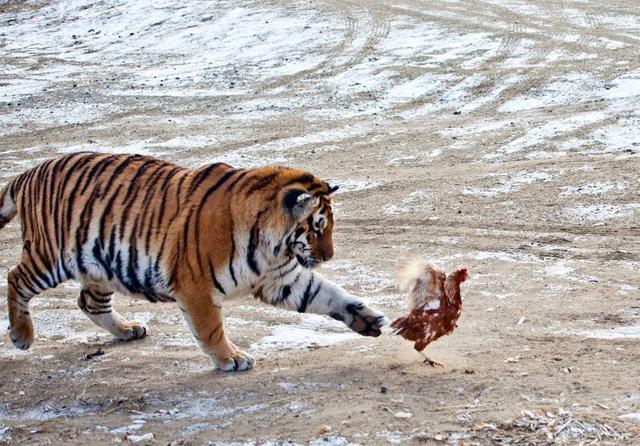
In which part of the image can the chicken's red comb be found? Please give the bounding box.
[458,268,469,282]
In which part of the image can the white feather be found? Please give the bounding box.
[395,256,443,312]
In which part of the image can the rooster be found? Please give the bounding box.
[390,257,468,367]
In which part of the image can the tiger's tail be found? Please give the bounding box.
[0,179,17,231]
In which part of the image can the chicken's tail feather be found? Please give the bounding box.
[381,324,395,335]
[388,315,408,335]
[395,256,429,290]
[395,256,439,310]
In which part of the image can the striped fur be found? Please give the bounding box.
[0,152,387,371]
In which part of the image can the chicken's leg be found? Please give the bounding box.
[419,351,444,368]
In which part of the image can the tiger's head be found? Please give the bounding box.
[279,179,339,269]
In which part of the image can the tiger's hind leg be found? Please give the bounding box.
[77,287,148,341]
[7,260,60,350]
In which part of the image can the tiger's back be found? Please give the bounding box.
[6,152,196,301]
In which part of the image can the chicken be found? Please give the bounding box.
[390,257,468,367]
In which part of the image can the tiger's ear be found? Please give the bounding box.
[328,184,339,194]
[284,189,315,220]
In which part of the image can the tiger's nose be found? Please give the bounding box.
[321,247,334,261]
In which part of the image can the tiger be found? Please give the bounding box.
[0,152,387,371]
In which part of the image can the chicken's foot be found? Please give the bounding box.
[419,352,444,368]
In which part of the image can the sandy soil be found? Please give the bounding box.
[1,0,640,444]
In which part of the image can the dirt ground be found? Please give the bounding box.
[1,0,640,444]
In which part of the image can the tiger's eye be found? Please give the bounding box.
[296,193,311,203]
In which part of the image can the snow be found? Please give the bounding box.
[378,18,498,65]
[1,0,639,165]
[384,190,432,214]
[498,39,538,69]
[324,64,393,100]
[498,71,640,125]
[618,284,638,296]
[309,437,360,446]
[596,37,627,50]
[1,3,337,93]
[385,74,448,103]
[464,171,554,197]
[524,150,568,160]
[250,315,361,355]
[0,103,113,136]
[580,325,640,340]
[0,426,10,442]
[407,74,486,117]
[276,381,344,393]
[0,401,100,422]
[134,393,269,424]
[110,419,146,435]
[492,112,607,157]
[209,442,302,446]
[56,142,157,156]
[458,76,523,112]
[619,413,640,423]
[0,1,350,136]
[499,73,601,113]
[560,204,640,222]
[560,181,627,196]
[130,311,179,326]
[330,179,384,194]
[376,430,410,444]
[450,250,541,263]
[125,433,155,444]
[323,260,393,294]
[539,262,575,277]
[588,117,640,154]
[211,127,369,168]
[0,310,107,344]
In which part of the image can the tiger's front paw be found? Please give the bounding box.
[214,350,255,372]
[340,303,388,337]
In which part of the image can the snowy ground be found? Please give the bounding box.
[1,0,640,444]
